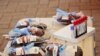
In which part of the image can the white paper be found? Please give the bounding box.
[53,45,58,56]
[16,35,37,44]
[62,16,69,20]
[16,47,24,55]
[29,35,37,41]
[28,47,39,54]
[16,38,23,44]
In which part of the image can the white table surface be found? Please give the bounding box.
[1,17,95,56]
[53,24,95,43]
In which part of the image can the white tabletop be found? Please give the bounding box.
[2,17,95,56]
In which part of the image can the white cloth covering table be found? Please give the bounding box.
[1,17,95,56]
